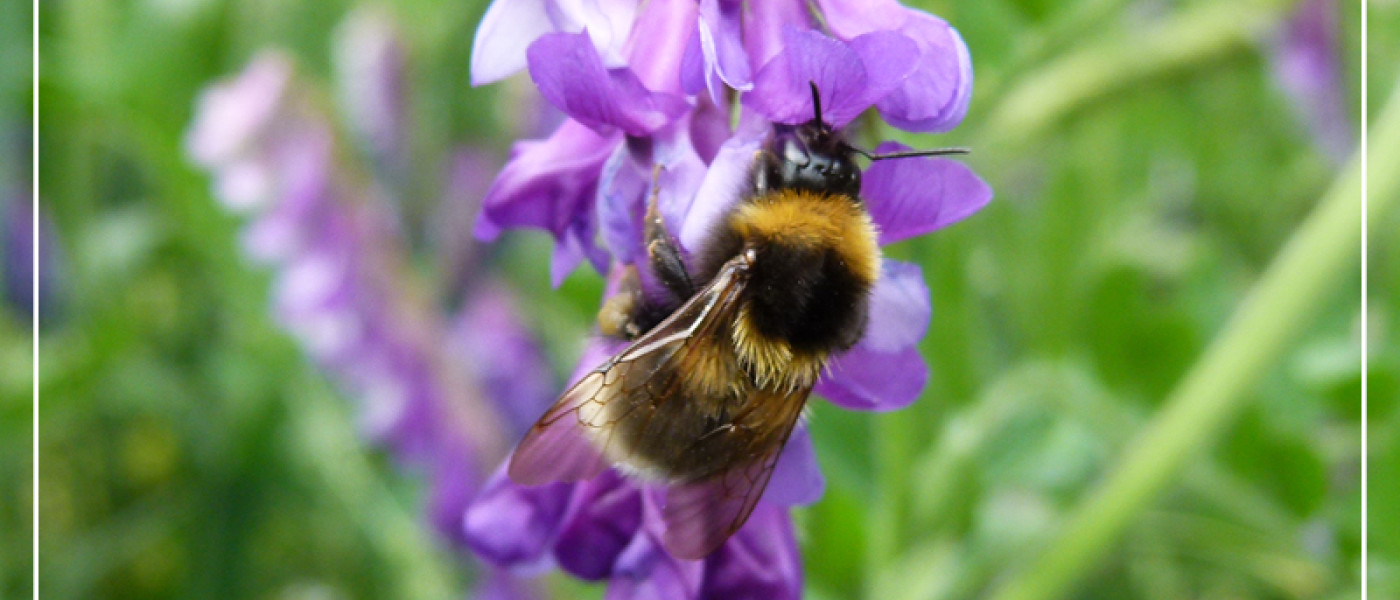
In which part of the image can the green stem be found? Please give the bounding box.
[975,0,1292,153]
[984,73,1400,600]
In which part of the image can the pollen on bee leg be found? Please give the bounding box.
[598,266,641,339]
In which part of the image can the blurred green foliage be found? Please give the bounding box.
[22,0,1387,598]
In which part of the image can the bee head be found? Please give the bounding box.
[754,82,970,199]
[761,120,862,198]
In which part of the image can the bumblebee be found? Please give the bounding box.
[509,84,966,559]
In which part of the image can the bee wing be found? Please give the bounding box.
[660,384,812,560]
[507,259,750,487]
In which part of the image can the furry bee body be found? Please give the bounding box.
[595,186,881,484]
[700,188,880,385]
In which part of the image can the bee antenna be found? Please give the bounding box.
[848,145,972,161]
[809,81,824,125]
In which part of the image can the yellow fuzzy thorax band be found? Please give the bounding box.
[729,190,881,286]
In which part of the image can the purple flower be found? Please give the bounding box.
[1272,0,1354,161]
[4,193,64,325]
[335,6,409,173]
[475,0,977,283]
[467,443,803,600]
[474,0,698,284]
[476,118,615,285]
[1,195,30,318]
[815,0,974,132]
[745,27,919,127]
[465,0,989,596]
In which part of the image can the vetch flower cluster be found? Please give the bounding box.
[465,0,991,597]
[185,10,560,596]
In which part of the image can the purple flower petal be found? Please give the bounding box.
[553,471,645,579]
[693,0,753,103]
[427,433,481,547]
[528,32,689,137]
[4,195,62,323]
[677,134,759,252]
[471,0,639,86]
[250,127,336,257]
[479,119,615,240]
[862,142,992,245]
[814,0,910,40]
[476,569,545,600]
[550,224,610,286]
[741,0,813,72]
[762,424,825,506]
[1273,0,1354,161]
[815,260,931,411]
[450,284,559,438]
[847,31,925,109]
[596,142,651,265]
[680,29,709,96]
[471,0,562,86]
[577,0,643,66]
[747,28,917,127]
[621,0,699,93]
[437,149,501,296]
[653,119,712,239]
[212,158,274,213]
[607,496,705,600]
[698,504,801,600]
[817,343,928,412]
[860,259,930,351]
[687,95,732,164]
[186,53,291,167]
[465,465,575,569]
[478,118,616,282]
[875,12,974,133]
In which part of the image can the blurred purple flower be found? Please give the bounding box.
[188,9,611,598]
[186,49,515,559]
[335,6,409,175]
[464,0,989,596]
[448,282,559,438]
[1272,0,1354,161]
[436,149,504,301]
[2,195,33,320]
[4,193,63,325]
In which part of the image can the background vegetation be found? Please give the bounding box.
[8,0,1390,598]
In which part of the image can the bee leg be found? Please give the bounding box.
[696,423,735,443]
[645,165,695,301]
